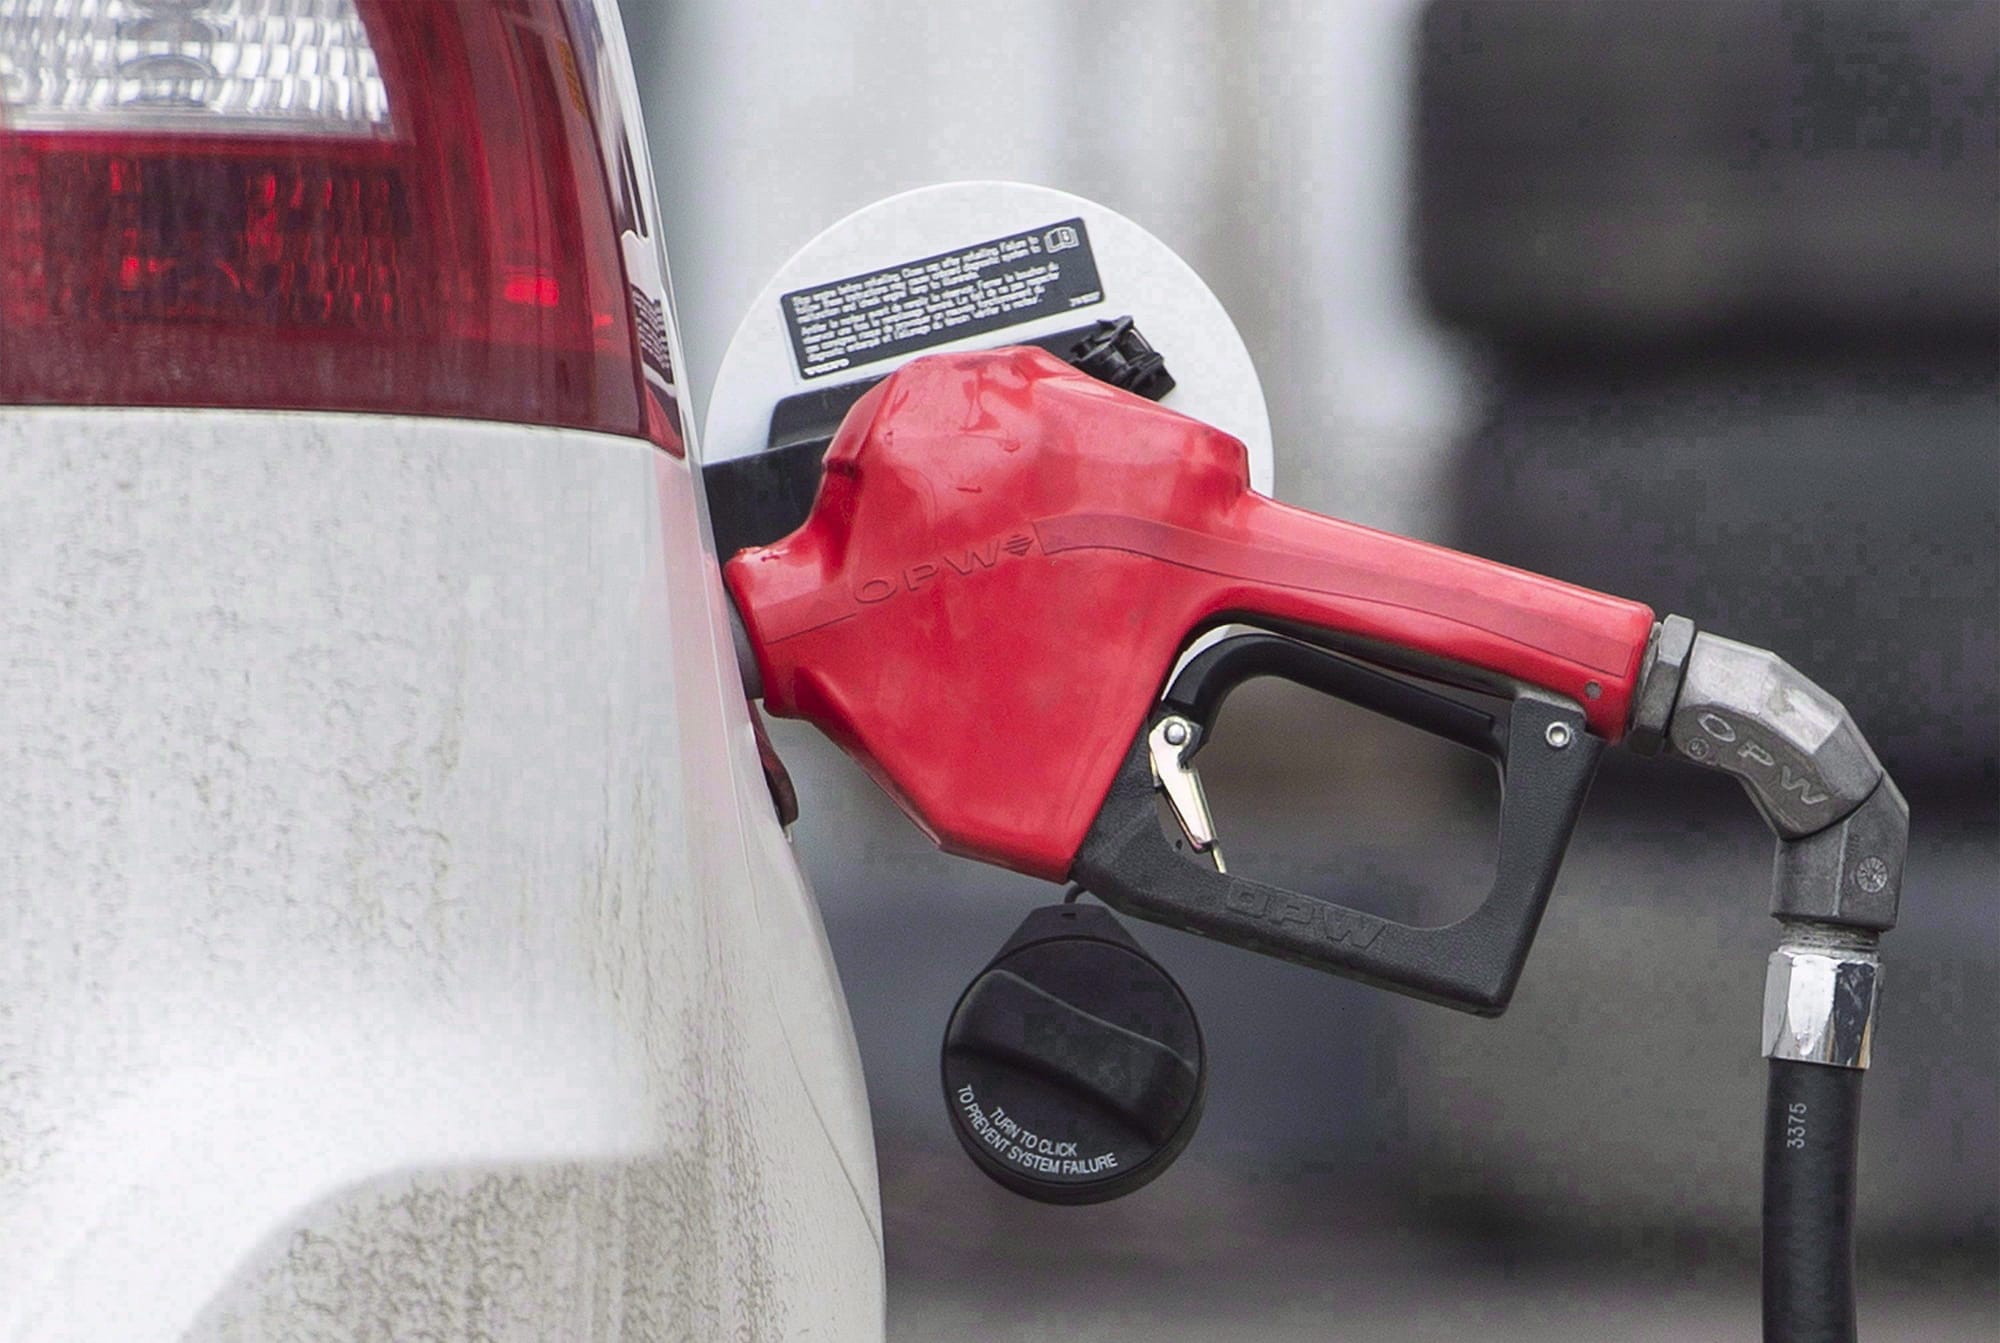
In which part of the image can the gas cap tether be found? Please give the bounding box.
[941,900,1205,1204]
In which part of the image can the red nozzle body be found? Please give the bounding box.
[725,348,1654,880]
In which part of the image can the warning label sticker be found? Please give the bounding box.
[781,218,1104,379]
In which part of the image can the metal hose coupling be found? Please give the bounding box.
[1634,622,1904,1070]
[1763,927,1881,1069]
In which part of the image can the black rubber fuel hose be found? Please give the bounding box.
[1763,1058,1865,1343]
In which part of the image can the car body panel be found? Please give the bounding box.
[0,408,881,1339]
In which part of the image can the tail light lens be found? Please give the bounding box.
[0,0,670,446]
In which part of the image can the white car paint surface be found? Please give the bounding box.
[0,410,883,1339]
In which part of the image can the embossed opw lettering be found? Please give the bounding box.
[853,530,1038,607]
[1225,885,1384,949]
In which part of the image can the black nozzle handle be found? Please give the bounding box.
[1072,632,1601,1016]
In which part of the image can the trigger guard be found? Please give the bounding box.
[1076,634,1602,1016]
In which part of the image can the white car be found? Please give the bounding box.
[0,2,881,1337]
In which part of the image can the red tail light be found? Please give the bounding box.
[0,0,672,446]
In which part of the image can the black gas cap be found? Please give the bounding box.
[941,901,1205,1204]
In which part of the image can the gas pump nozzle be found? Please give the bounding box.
[721,345,1907,1334]
[724,345,1655,1011]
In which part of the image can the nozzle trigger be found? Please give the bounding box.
[1147,715,1225,873]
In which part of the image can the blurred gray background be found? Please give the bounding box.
[623,2,1998,1337]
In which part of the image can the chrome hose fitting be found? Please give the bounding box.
[1762,930,1882,1069]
